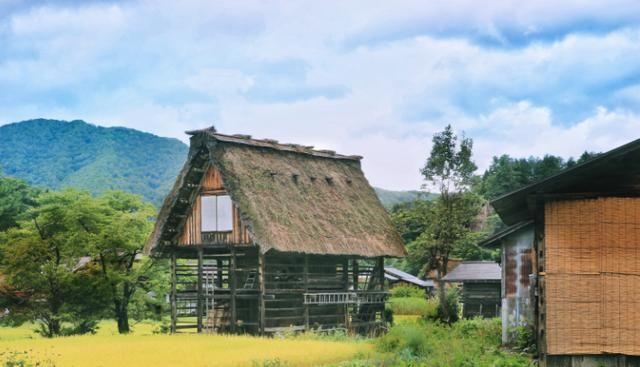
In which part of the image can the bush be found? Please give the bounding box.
[378,323,430,357]
[376,318,533,366]
[428,287,460,324]
[387,296,439,318]
[389,285,425,298]
[513,324,537,355]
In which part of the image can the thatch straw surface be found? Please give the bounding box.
[146,131,406,258]
[545,198,640,355]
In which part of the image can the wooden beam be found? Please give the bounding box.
[230,246,237,333]
[352,260,359,291]
[258,251,266,335]
[197,247,204,333]
[304,254,309,330]
[377,257,385,291]
[170,252,177,333]
[343,259,349,329]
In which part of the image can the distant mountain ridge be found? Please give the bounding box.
[0,119,188,204]
[0,119,422,207]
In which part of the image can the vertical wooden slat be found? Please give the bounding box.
[343,259,350,328]
[304,254,309,330]
[194,196,202,244]
[197,246,204,333]
[377,257,385,290]
[230,246,237,332]
[352,260,359,291]
[259,251,266,334]
[170,252,177,333]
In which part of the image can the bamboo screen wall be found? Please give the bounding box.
[545,197,640,355]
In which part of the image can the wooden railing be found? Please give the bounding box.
[202,231,233,244]
[303,291,388,305]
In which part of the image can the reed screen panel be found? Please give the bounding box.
[545,197,640,355]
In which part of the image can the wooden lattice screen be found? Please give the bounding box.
[545,197,640,355]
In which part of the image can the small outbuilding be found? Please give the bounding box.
[481,138,640,366]
[442,261,501,318]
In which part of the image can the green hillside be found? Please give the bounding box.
[374,187,436,208]
[0,119,188,204]
[0,119,421,207]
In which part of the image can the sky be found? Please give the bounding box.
[2,1,640,190]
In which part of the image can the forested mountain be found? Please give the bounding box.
[0,119,420,206]
[0,119,188,204]
[374,188,436,208]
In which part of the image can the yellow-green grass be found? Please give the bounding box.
[0,320,158,341]
[0,322,370,367]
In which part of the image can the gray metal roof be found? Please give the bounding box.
[478,220,533,248]
[384,267,434,288]
[442,261,501,282]
[491,138,640,225]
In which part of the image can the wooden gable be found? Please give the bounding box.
[179,166,252,246]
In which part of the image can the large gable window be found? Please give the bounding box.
[201,195,233,232]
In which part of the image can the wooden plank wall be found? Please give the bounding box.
[179,166,251,245]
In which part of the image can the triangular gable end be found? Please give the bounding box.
[178,165,252,246]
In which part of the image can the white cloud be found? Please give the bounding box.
[2,1,640,191]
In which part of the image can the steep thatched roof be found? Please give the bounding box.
[146,128,406,258]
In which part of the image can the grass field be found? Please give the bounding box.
[0,322,370,367]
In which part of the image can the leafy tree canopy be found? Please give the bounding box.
[475,151,599,200]
[0,174,40,232]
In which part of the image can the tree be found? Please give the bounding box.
[421,125,479,323]
[476,151,601,200]
[0,190,109,336]
[92,191,156,334]
[0,174,39,232]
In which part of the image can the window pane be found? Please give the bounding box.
[201,196,217,232]
[216,195,233,231]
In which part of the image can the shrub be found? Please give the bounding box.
[378,323,429,357]
[387,297,438,317]
[389,285,425,298]
[376,318,534,366]
[428,287,460,324]
[513,324,537,355]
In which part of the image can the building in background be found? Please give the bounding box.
[442,261,501,318]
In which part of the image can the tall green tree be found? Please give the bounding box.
[0,174,40,232]
[0,190,109,336]
[92,191,157,334]
[420,125,479,322]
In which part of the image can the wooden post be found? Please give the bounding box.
[378,257,385,290]
[534,198,546,362]
[352,259,359,291]
[258,251,266,334]
[216,259,223,287]
[170,252,177,333]
[303,254,309,330]
[230,246,237,333]
[197,247,204,333]
[343,258,350,330]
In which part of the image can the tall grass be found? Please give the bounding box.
[376,318,533,367]
[387,297,438,317]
